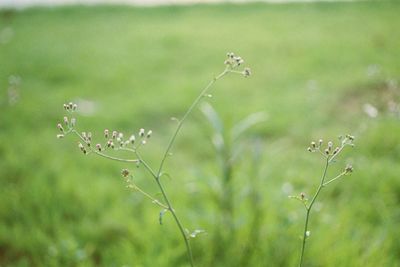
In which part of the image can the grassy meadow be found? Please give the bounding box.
[0,1,400,266]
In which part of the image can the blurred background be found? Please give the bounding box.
[0,1,399,266]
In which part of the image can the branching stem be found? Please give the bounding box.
[137,69,231,267]
[71,130,139,163]
[65,65,239,267]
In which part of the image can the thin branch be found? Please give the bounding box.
[323,171,346,187]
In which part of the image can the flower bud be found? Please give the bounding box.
[104,129,109,139]
[345,164,353,174]
[78,142,87,154]
[146,130,152,138]
[70,118,76,127]
[129,135,135,144]
[87,132,92,141]
[107,140,114,149]
[121,169,130,178]
[328,141,333,151]
[333,147,340,155]
[63,116,69,126]
[139,128,145,137]
[56,134,64,139]
[96,144,102,151]
[57,123,64,132]
[243,67,251,77]
[112,131,117,139]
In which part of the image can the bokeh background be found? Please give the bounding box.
[1,1,400,266]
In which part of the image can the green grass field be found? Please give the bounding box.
[1,1,400,266]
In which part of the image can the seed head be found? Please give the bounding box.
[345,164,353,174]
[78,142,87,154]
[243,67,251,78]
[327,141,333,151]
[57,123,64,132]
[333,147,340,155]
[107,140,114,149]
[121,169,130,178]
[139,128,145,137]
[96,144,102,152]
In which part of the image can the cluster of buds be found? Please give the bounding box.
[101,128,152,150]
[225,52,244,66]
[57,102,77,139]
[63,102,77,112]
[307,135,355,157]
[224,52,251,78]
[81,132,92,146]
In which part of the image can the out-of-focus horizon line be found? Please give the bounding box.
[0,0,360,9]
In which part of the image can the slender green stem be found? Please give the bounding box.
[155,176,194,266]
[299,157,330,267]
[126,178,169,209]
[323,171,346,187]
[135,152,195,266]
[157,69,229,175]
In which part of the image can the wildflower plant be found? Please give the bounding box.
[290,135,355,267]
[56,53,251,267]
